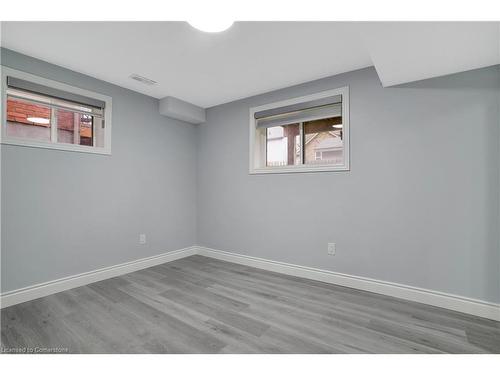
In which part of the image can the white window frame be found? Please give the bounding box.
[1,66,112,155]
[249,86,349,174]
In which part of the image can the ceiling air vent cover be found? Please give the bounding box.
[129,74,157,86]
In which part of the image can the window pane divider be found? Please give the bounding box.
[50,107,57,143]
[299,122,304,165]
[92,118,96,147]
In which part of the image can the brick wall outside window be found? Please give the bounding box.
[7,98,92,138]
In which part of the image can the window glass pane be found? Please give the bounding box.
[6,97,51,142]
[266,123,300,167]
[304,117,344,165]
[56,109,98,146]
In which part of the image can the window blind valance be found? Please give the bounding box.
[255,95,342,129]
[7,76,106,111]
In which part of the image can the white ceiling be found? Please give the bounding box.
[361,22,500,87]
[1,22,499,108]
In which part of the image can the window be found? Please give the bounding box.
[1,67,112,154]
[249,87,349,173]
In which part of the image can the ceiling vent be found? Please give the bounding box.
[129,74,157,86]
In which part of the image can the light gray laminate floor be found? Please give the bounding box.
[1,255,499,353]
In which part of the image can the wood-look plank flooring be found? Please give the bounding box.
[2,255,499,353]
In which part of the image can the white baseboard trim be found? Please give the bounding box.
[0,246,197,309]
[196,246,500,321]
[2,244,499,321]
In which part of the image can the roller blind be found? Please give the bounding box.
[7,76,106,113]
[255,95,342,129]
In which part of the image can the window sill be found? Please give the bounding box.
[249,164,350,174]
[1,138,111,155]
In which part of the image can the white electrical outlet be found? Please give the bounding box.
[327,243,336,255]
[139,234,146,244]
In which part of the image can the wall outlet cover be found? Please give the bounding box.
[327,243,336,255]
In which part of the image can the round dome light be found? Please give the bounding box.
[188,20,234,33]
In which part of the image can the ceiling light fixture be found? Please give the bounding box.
[27,117,50,125]
[188,20,234,33]
[333,124,343,129]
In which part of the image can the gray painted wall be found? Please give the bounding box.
[1,48,197,292]
[197,66,500,303]
[2,48,498,304]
